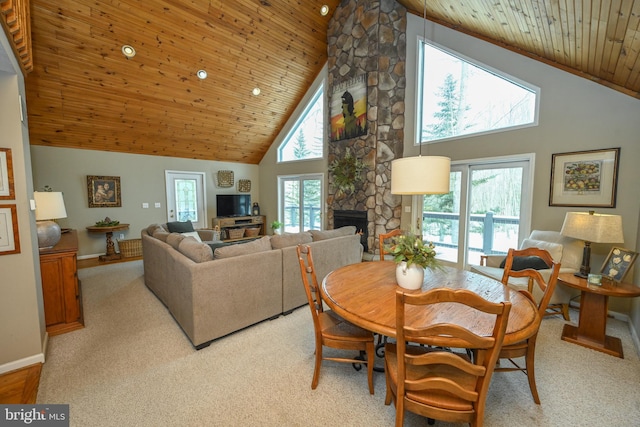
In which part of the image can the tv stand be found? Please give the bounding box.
[212,215,266,242]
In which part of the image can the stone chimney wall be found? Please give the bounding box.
[327,0,406,254]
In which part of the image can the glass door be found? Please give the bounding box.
[278,174,323,232]
[417,155,532,269]
[165,171,207,229]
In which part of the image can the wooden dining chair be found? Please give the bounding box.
[385,288,511,427]
[379,229,402,261]
[296,244,375,394]
[495,246,560,404]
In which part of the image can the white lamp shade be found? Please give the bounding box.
[560,211,623,243]
[391,156,451,195]
[34,191,67,220]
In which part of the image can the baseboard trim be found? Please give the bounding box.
[0,353,45,375]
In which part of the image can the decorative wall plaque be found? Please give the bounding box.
[238,179,251,192]
[217,170,234,188]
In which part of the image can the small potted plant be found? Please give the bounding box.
[384,231,441,290]
[271,220,283,235]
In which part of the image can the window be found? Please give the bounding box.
[277,85,324,162]
[418,41,539,143]
[278,174,323,232]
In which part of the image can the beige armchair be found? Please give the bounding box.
[470,230,584,320]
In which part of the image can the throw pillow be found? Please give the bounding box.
[181,231,202,242]
[499,256,550,271]
[166,220,195,233]
[214,236,272,259]
[178,238,213,263]
[270,232,312,249]
[309,226,357,241]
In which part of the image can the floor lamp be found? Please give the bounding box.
[560,211,624,278]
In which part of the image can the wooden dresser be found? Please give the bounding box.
[39,229,84,335]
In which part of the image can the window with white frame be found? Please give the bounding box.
[277,84,324,162]
[418,41,539,143]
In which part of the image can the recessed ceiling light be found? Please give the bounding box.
[252,87,261,96]
[197,70,208,80]
[320,5,329,16]
[121,45,136,59]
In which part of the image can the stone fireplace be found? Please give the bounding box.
[327,0,406,255]
[334,210,368,252]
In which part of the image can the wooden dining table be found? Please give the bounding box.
[321,261,539,346]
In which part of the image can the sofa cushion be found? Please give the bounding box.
[166,220,195,233]
[499,256,550,271]
[178,238,213,263]
[270,232,312,249]
[309,226,356,241]
[147,224,165,236]
[214,236,272,259]
[181,231,202,242]
[166,233,186,249]
[152,229,170,242]
[520,238,563,262]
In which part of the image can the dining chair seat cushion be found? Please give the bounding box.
[385,343,475,411]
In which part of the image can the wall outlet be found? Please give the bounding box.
[119,233,124,240]
[404,206,411,213]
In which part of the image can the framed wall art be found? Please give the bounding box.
[600,247,638,282]
[549,147,620,207]
[330,74,368,142]
[0,148,15,200]
[87,175,122,207]
[0,204,20,255]
[217,170,234,188]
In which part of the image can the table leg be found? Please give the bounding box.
[99,231,122,261]
[561,290,623,358]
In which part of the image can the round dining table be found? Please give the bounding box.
[322,261,539,346]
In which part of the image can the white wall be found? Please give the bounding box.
[0,32,46,372]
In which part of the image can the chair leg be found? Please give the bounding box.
[526,342,540,404]
[311,345,322,389]
[366,342,375,394]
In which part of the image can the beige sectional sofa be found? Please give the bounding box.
[141,224,363,349]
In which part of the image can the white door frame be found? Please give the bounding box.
[165,170,207,229]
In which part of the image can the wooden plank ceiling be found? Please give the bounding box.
[24,0,640,164]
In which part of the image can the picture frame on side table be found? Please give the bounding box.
[87,175,122,208]
[600,247,638,283]
[0,148,15,200]
[0,204,20,255]
[549,147,620,207]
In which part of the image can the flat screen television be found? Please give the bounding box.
[216,194,251,217]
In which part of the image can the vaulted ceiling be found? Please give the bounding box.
[22,0,640,164]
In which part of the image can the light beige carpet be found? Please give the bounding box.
[37,260,640,426]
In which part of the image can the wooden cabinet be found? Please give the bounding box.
[212,215,266,242]
[39,230,84,335]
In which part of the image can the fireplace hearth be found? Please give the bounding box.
[333,210,368,252]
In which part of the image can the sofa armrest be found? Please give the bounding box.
[479,254,504,268]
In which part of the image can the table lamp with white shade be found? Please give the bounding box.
[560,211,624,278]
[34,191,67,249]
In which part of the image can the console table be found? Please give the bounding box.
[86,223,129,261]
[558,273,640,358]
[40,229,84,335]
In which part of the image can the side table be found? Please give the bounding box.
[558,273,640,358]
[86,224,130,261]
